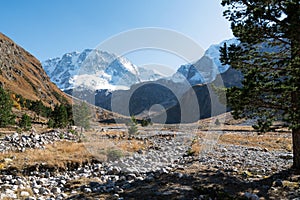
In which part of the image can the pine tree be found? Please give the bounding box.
[127,115,138,137]
[19,114,31,130]
[52,104,68,128]
[47,118,54,128]
[73,102,91,130]
[220,1,300,168]
[0,87,15,127]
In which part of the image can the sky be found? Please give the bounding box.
[0,0,233,71]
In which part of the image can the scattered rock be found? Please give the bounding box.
[20,191,30,197]
[274,179,283,187]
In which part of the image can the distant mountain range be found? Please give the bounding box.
[43,38,238,91]
[42,38,242,123]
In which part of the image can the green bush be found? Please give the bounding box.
[106,148,123,161]
[141,118,152,127]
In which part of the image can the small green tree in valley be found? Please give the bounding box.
[127,115,138,137]
[220,0,300,168]
[73,101,91,131]
[0,87,15,127]
[19,114,31,130]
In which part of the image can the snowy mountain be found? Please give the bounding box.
[42,49,163,91]
[43,38,240,91]
[173,38,239,85]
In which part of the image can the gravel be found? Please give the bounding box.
[0,130,297,199]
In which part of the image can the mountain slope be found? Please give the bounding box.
[42,50,163,91]
[0,32,71,106]
[150,67,243,123]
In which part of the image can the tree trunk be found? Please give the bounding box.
[292,127,300,169]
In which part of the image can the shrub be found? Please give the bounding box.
[141,118,152,127]
[106,148,123,161]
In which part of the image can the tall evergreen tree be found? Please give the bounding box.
[52,104,68,128]
[0,87,15,127]
[220,1,300,168]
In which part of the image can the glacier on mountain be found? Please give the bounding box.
[42,49,163,91]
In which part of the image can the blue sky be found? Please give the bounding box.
[0,0,233,70]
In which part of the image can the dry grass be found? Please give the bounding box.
[0,134,140,172]
[0,141,95,171]
[85,130,149,153]
[219,132,292,151]
[65,177,102,190]
[219,125,254,131]
[185,137,203,156]
[16,188,34,199]
[200,124,255,132]
[191,141,202,156]
[118,139,147,152]
[0,124,293,174]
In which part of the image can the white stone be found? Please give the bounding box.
[20,191,30,197]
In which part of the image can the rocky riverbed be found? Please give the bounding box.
[0,130,79,153]
[0,127,299,200]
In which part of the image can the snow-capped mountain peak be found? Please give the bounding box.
[42,49,164,91]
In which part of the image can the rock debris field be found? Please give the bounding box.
[0,127,299,200]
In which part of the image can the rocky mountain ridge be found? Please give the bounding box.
[42,49,163,91]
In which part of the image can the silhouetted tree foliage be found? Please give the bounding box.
[220,0,300,168]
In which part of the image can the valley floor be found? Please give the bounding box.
[0,115,298,200]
